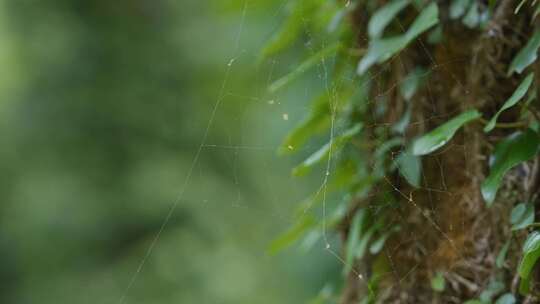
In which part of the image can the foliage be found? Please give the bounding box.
[265,0,540,302]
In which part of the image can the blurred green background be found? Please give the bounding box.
[0,0,340,303]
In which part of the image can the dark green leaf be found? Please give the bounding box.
[412,109,481,155]
[484,73,534,132]
[481,129,540,206]
[368,0,410,38]
[508,30,540,75]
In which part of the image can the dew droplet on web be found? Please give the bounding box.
[287,145,294,150]
[227,58,235,66]
[358,274,363,279]
[282,113,289,120]
[345,0,351,7]
[267,100,275,105]
[325,243,330,249]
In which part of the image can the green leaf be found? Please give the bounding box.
[462,2,480,28]
[393,105,412,134]
[269,43,341,92]
[481,129,540,206]
[480,276,505,302]
[369,226,400,254]
[484,73,534,132]
[345,209,367,273]
[508,30,540,75]
[279,101,330,155]
[292,123,362,176]
[495,293,516,304]
[431,272,446,292]
[400,67,429,100]
[450,0,472,19]
[268,215,316,254]
[357,3,438,75]
[368,0,410,39]
[396,150,422,187]
[518,231,540,294]
[427,25,443,44]
[260,0,321,59]
[412,109,481,155]
[511,202,535,231]
[496,239,511,268]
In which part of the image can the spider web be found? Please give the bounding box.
[117,1,477,303]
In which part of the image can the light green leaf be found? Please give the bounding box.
[481,129,540,206]
[260,0,321,59]
[279,93,332,155]
[368,0,410,38]
[345,209,367,273]
[462,2,480,28]
[268,215,316,254]
[431,272,446,292]
[495,293,516,304]
[396,150,422,187]
[518,231,540,294]
[400,67,429,100]
[450,0,472,19]
[412,109,481,155]
[508,30,540,75]
[496,239,511,268]
[269,43,341,92]
[511,202,535,231]
[480,276,505,302]
[293,123,362,176]
[484,73,534,132]
[393,105,412,134]
[357,3,438,74]
[369,226,400,254]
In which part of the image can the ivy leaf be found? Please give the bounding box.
[357,2,438,75]
[292,123,362,176]
[484,73,534,132]
[495,293,516,304]
[268,215,316,254]
[496,239,511,268]
[345,210,367,273]
[518,231,540,294]
[368,0,410,39]
[508,30,540,75]
[369,226,400,254]
[450,0,472,19]
[431,272,446,292]
[481,129,540,206]
[269,43,341,92]
[462,2,480,28]
[396,150,422,187]
[412,109,481,156]
[511,202,535,231]
[400,67,429,100]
